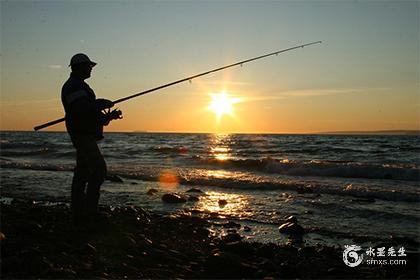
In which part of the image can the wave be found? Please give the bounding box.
[1,160,418,202]
[151,146,189,154]
[0,148,75,159]
[195,157,419,181]
[0,160,73,172]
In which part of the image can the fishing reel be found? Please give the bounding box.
[101,108,123,126]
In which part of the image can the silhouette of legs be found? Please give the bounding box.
[71,135,106,221]
[71,150,88,221]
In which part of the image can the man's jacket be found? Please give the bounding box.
[61,73,101,137]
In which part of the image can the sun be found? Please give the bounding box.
[208,91,240,119]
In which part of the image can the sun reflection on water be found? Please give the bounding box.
[208,134,234,161]
[192,191,250,218]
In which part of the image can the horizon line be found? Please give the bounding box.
[1,129,419,135]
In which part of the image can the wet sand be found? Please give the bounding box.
[1,199,419,279]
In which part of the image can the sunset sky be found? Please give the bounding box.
[1,1,419,133]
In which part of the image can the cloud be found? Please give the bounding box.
[1,98,60,106]
[40,64,63,70]
[281,87,390,97]
[240,87,391,103]
[203,80,252,86]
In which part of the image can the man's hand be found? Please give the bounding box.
[100,108,123,126]
[96,98,114,110]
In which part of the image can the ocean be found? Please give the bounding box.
[1,131,419,248]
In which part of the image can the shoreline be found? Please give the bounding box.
[1,198,419,279]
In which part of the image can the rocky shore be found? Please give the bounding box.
[1,199,419,279]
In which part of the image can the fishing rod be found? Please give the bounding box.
[34,41,322,131]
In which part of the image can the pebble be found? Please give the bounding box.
[284,215,298,224]
[218,199,228,207]
[221,232,243,243]
[3,198,417,279]
[161,193,187,203]
[278,222,304,236]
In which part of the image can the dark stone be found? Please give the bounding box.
[278,222,304,235]
[161,193,187,203]
[218,199,228,207]
[286,236,303,246]
[284,215,298,224]
[221,233,243,243]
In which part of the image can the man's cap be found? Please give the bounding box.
[69,53,97,67]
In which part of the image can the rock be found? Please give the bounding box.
[218,199,228,207]
[106,174,124,183]
[161,193,187,203]
[221,232,243,243]
[284,215,298,224]
[278,222,304,236]
[287,235,303,246]
[0,232,6,241]
[147,188,159,195]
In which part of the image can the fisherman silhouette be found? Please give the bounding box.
[61,53,122,223]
